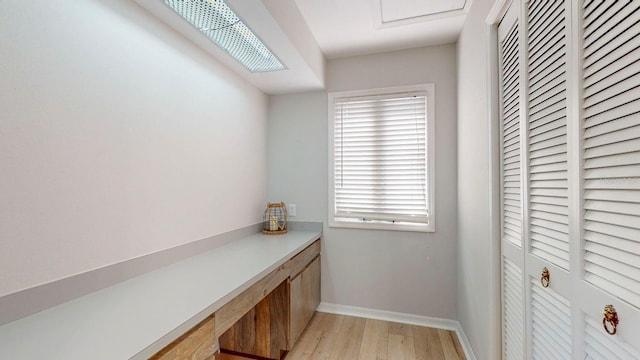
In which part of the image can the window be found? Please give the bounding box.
[328,84,435,232]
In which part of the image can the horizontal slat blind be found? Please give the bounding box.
[527,0,570,270]
[501,19,523,248]
[582,0,640,309]
[504,259,524,360]
[531,278,572,360]
[584,315,640,359]
[333,93,428,224]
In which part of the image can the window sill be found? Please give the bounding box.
[328,220,434,233]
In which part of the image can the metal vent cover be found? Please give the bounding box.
[164,0,286,72]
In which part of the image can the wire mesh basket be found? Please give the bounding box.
[262,202,288,235]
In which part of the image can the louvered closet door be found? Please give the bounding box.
[523,0,573,358]
[526,0,570,270]
[500,0,640,358]
[576,0,640,358]
[498,2,525,359]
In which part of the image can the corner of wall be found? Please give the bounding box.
[455,0,500,359]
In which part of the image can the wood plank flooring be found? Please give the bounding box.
[218,312,465,360]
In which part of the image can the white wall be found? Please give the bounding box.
[269,44,458,319]
[457,0,500,359]
[0,0,268,296]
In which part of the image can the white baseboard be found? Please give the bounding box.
[316,302,477,360]
[453,324,477,360]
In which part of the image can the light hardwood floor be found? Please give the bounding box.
[218,312,466,360]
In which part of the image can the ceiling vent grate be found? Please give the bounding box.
[164,0,286,72]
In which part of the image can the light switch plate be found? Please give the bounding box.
[288,204,296,217]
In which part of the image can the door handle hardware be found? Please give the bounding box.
[541,267,550,288]
[603,305,619,335]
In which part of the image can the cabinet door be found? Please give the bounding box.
[289,255,321,348]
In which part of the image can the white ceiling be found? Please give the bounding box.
[295,0,470,59]
[135,0,470,94]
[134,0,325,94]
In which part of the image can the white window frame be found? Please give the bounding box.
[328,84,436,232]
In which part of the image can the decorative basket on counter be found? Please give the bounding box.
[262,202,288,235]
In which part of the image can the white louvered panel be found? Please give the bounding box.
[584,127,640,156]
[504,259,524,360]
[526,0,569,269]
[584,62,640,108]
[584,315,640,360]
[583,3,640,71]
[531,279,572,360]
[501,19,522,248]
[584,45,640,96]
[585,247,640,279]
[582,0,640,310]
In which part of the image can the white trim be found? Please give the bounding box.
[485,0,512,25]
[486,0,512,359]
[316,302,477,360]
[317,302,457,330]
[454,325,477,360]
[372,0,471,30]
[328,221,433,233]
[485,16,503,360]
[567,1,587,357]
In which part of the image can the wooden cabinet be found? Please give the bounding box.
[288,255,320,348]
[286,240,320,280]
[219,239,321,360]
[150,315,216,360]
[218,281,289,359]
[152,238,321,360]
[215,264,289,337]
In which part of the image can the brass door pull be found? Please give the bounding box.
[541,267,550,288]
[603,305,619,335]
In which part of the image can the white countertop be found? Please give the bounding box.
[0,230,321,360]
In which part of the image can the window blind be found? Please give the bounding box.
[332,92,429,225]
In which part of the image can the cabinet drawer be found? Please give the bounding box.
[150,314,216,360]
[287,239,320,279]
